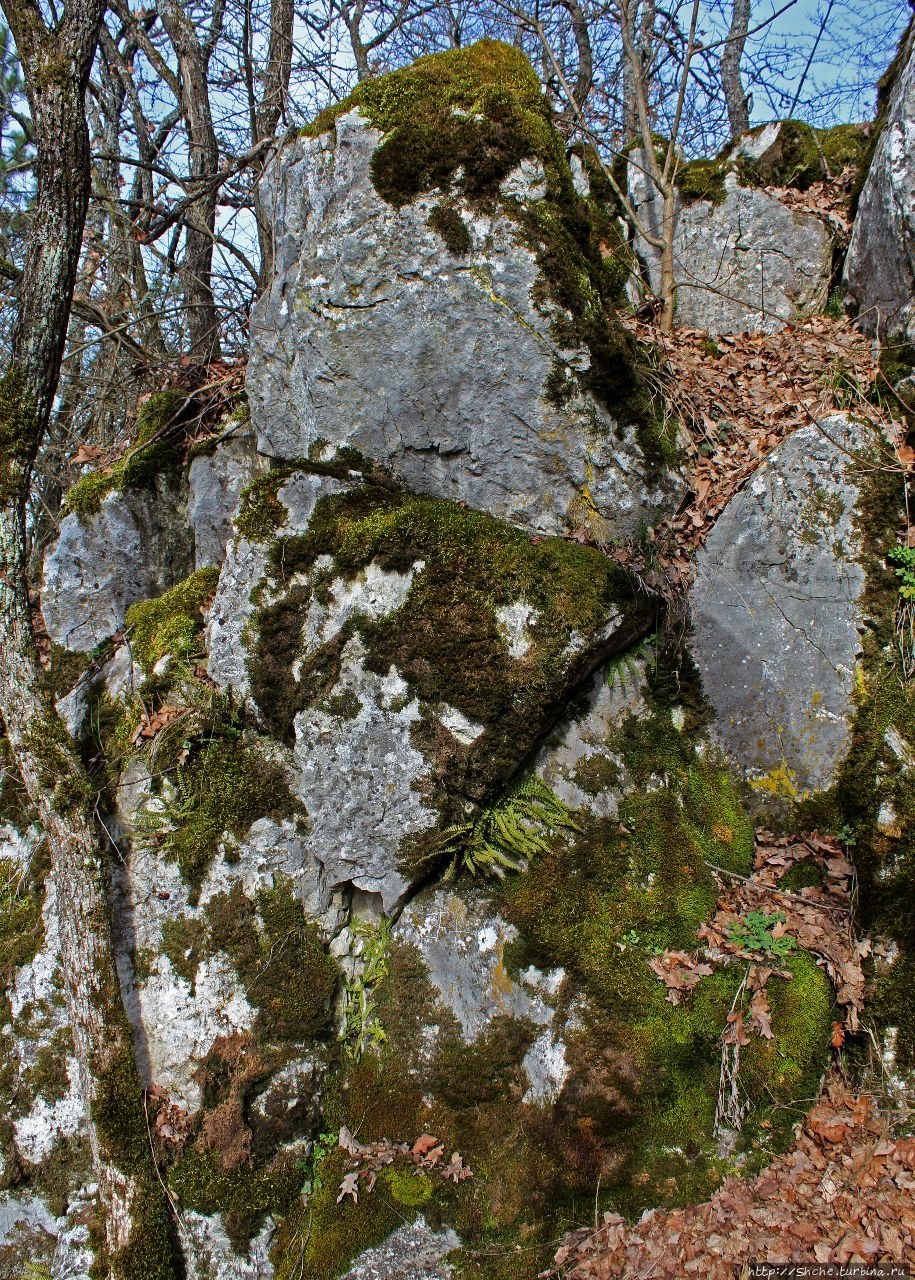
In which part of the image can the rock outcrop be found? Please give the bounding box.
[248,43,685,540]
[690,413,874,806]
[845,22,915,339]
[629,155,832,334]
[206,465,652,913]
[13,37,902,1280]
[42,477,194,652]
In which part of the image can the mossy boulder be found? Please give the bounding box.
[249,41,684,541]
[42,475,195,653]
[206,471,653,912]
[627,143,832,334]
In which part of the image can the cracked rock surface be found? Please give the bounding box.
[689,413,872,806]
[248,109,683,539]
[629,164,832,334]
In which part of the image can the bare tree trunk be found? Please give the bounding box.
[0,3,180,1276]
[160,0,223,363]
[252,0,293,287]
[557,0,594,131]
[722,0,751,137]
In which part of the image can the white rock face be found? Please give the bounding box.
[535,652,650,817]
[293,637,435,913]
[114,782,346,1109]
[690,414,872,804]
[42,476,194,652]
[248,109,684,539]
[845,25,915,340]
[396,887,571,1102]
[630,162,832,334]
[341,1218,460,1280]
[205,473,344,696]
[182,1212,276,1280]
[188,428,268,569]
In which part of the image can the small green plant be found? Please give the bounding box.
[727,910,796,958]
[888,545,915,600]
[20,1265,53,1280]
[606,634,656,696]
[340,918,391,1061]
[298,1129,338,1197]
[440,776,580,879]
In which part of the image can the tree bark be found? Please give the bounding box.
[0,2,180,1275]
[252,0,293,287]
[721,0,751,138]
[160,0,223,362]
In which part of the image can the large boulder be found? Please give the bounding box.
[629,162,832,334]
[248,42,685,540]
[206,466,653,913]
[690,414,873,805]
[845,23,915,340]
[42,477,193,652]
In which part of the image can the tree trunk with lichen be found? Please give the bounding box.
[0,4,179,1275]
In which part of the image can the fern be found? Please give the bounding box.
[21,1265,53,1280]
[606,634,656,696]
[340,919,391,1061]
[441,777,580,879]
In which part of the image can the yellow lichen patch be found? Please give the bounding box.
[748,763,806,800]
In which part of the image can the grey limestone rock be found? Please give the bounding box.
[188,427,268,569]
[690,414,873,805]
[630,163,832,334]
[247,109,683,539]
[396,887,572,1103]
[534,651,650,818]
[42,476,194,652]
[341,1218,460,1280]
[844,25,915,340]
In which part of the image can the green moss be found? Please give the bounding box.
[249,486,650,825]
[272,943,565,1280]
[46,644,93,704]
[737,120,869,192]
[0,364,36,506]
[741,951,832,1102]
[62,390,189,520]
[160,915,207,988]
[427,203,472,255]
[0,856,45,989]
[235,469,298,542]
[163,737,297,899]
[91,1048,176,1279]
[170,1145,302,1250]
[125,567,220,671]
[0,740,36,834]
[204,878,338,1042]
[384,1166,434,1207]
[305,40,558,208]
[675,157,729,205]
[234,451,383,543]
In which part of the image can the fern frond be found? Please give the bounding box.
[442,775,580,880]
